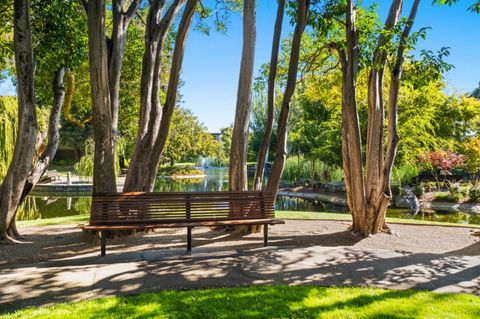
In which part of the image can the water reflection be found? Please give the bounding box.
[15,167,480,225]
[17,196,92,220]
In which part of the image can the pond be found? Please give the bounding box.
[16,167,480,225]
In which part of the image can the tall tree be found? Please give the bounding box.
[81,0,140,193]
[229,0,256,192]
[266,0,311,194]
[86,0,117,193]
[146,0,200,189]
[0,0,37,241]
[337,0,421,235]
[252,0,285,191]
[124,0,187,192]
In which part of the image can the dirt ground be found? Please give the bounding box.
[1,220,479,267]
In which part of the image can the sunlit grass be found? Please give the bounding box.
[17,214,89,227]
[277,210,480,228]
[2,285,480,318]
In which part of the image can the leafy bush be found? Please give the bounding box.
[392,164,419,187]
[157,165,204,177]
[74,137,125,180]
[469,187,480,203]
[460,137,480,173]
[281,157,343,184]
[432,192,462,203]
[419,149,465,187]
[414,183,425,198]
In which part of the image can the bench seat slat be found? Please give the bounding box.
[84,218,285,230]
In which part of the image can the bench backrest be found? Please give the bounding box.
[90,191,276,226]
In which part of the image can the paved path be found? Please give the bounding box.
[2,245,480,313]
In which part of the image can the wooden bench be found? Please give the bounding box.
[83,191,284,256]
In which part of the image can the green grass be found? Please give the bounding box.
[277,211,480,228]
[17,210,480,229]
[17,215,89,227]
[2,285,479,319]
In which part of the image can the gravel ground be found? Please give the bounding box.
[1,220,479,266]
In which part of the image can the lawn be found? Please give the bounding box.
[2,285,479,319]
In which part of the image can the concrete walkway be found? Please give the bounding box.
[2,244,480,313]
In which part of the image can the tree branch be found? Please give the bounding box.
[125,0,141,23]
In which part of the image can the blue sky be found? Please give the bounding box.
[1,1,479,132]
[180,0,480,131]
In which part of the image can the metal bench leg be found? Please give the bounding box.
[263,224,268,247]
[100,231,107,257]
[187,227,192,252]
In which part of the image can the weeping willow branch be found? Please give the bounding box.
[62,69,92,128]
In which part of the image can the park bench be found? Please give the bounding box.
[83,191,284,256]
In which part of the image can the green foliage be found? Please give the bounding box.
[434,0,480,13]
[219,125,233,157]
[0,96,17,180]
[469,186,480,203]
[31,0,88,107]
[157,165,204,177]
[414,183,425,198]
[472,82,480,100]
[163,107,223,165]
[73,138,94,179]
[392,164,419,187]
[281,156,343,183]
[74,137,125,179]
[460,137,480,173]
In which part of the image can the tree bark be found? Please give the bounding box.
[253,0,285,191]
[124,0,186,192]
[339,0,420,236]
[365,0,403,231]
[19,67,66,203]
[229,0,256,192]
[0,0,37,242]
[266,0,310,195]
[87,0,116,193]
[144,0,199,191]
[108,0,140,135]
[337,0,368,234]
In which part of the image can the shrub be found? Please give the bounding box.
[460,137,480,173]
[157,165,204,177]
[281,157,343,184]
[469,187,480,203]
[414,183,425,198]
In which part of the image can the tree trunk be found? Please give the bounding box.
[144,0,199,191]
[87,0,116,193]
[108,0,140,135]
[266,0,310,195]
[124,0,186,192]
[339,0,420,236]
[253,0,285,191]
[19,67,66,203]
[0,0,37,242]
[229,0,256,192]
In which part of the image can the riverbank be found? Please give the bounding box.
[279,188,480,214]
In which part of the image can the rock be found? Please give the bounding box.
[395,187,420,215]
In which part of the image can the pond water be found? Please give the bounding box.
[16,167,480,225]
